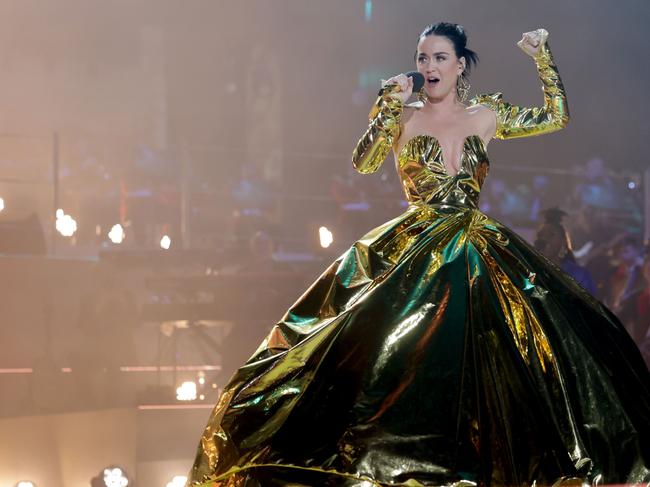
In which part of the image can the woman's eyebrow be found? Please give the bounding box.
[417,51,450,56]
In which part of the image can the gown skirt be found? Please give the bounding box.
[187,202,650,486]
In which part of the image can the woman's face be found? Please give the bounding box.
[416,35,465,101]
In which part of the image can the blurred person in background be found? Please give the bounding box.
[528,174,551,223]
[569,207,623,300]
[534,207,596,295]
[611,237,647,343]
[570,157,643,250]
[610,235,645,310]
[479,177,511,222]
[573,157,617,211]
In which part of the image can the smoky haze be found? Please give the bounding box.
[0,2,648,485]
[0,1,647,202]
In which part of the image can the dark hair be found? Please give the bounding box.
[415,22,479,76]
[541,207,576,262]
[541,206,568,228]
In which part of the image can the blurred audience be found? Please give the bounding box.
[610,236,645,307]
[610,236,646,342]
[572,157,617,211]
[44,137,650,361]
[528,175,551,223]
[534,207,596,295]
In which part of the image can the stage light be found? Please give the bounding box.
[166,475,187,487]
[90,466,132,487]
[319,226,334,248]
[15,481,36,487]
[0,197,5,212]
[176,381,197,401]
[160,235,171,250]
[108,224,125,244]
[104,466,129,487]
[364,0,372,22]
[628,180,636,189]
[55,209,77,237]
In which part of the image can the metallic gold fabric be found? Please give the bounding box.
[472,43,569,140]
[352,84,403,174]
[187,43,650,487]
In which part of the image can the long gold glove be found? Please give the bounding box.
[472,41,569,139]
[352,85,403,174]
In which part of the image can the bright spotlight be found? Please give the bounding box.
[100,466,129,487]
[108,224,125,244]
[160,234,171,250]
[176,381,197,401]
[166,475,187,487]
[15,482,36,487]
[55,209,77,237]
[319,226,334,248]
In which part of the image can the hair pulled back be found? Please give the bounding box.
[416,22,479,76]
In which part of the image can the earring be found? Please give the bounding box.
[456,73,470,102]
[417,87,428,104]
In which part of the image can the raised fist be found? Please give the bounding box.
[517,28,549,57]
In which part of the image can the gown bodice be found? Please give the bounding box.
[352,41,570,204]
[396,132,490,209]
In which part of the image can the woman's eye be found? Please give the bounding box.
[436,56,446,61]
[418,58,426,63]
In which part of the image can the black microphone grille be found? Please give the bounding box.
[406,71,425,93]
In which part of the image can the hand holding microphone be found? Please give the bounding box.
[381,71,425,104]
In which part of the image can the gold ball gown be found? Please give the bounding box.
[187,42,650,486]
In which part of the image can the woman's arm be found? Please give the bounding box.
[351,85,404,174]
[472,39,570,140]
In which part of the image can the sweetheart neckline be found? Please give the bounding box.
[397,134,487,178]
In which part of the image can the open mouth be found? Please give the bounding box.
[427,77,440,86]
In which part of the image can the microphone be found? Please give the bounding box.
[380,71,425,95]
[406,71,425,92]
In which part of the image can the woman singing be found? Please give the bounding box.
[187,22,650,486]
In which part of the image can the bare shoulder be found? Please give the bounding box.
[465,103,496,122]
[401,105,417,125]
[465,103,497,141]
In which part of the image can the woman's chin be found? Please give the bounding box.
[424,89,443,100]
[423,89,435,99]
[424,86,455,101]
